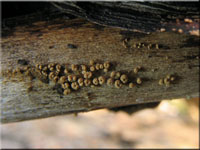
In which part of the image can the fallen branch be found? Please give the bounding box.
[0,10,199,123]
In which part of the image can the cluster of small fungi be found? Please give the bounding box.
[122,39,160,50]
[132,42,160,50]
[160,18,200,36]
[3,60,145,95]
[158,74,176,86]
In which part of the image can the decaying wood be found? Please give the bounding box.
[52,2,199,32]
[0,12,199,123]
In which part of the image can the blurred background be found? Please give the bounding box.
[0,98,199,149]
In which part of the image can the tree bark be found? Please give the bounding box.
[52,2,199,33]
[0,11,199,123]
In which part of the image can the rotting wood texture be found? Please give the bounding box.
[52,2,199,33]
[0,15,199,123]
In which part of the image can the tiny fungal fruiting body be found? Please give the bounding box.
[89,60,95,66]
[129,83,135,88]
[71,82,79,90]
[133,66,142,74]
[90,66,95,72]
[98,76,105,85]
[84,79,91,86]
[107,78,114,86]
[92,78,99,85]
[62,82,70,89]
[71,64,78,71]
[104,62,110,69]
[136,78,142,84]
[83,72,92,79]
[81,65,87,71]
[103,68,108,73]
[114,80,122,88]
[78,77,83,84]
[120,74,128,84]
[2,60,148,96]
[63,89,71,95]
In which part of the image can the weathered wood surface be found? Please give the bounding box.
[0,14,199,123]
[52,1,199,33]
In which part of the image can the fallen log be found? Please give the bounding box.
[0,2,199,123]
